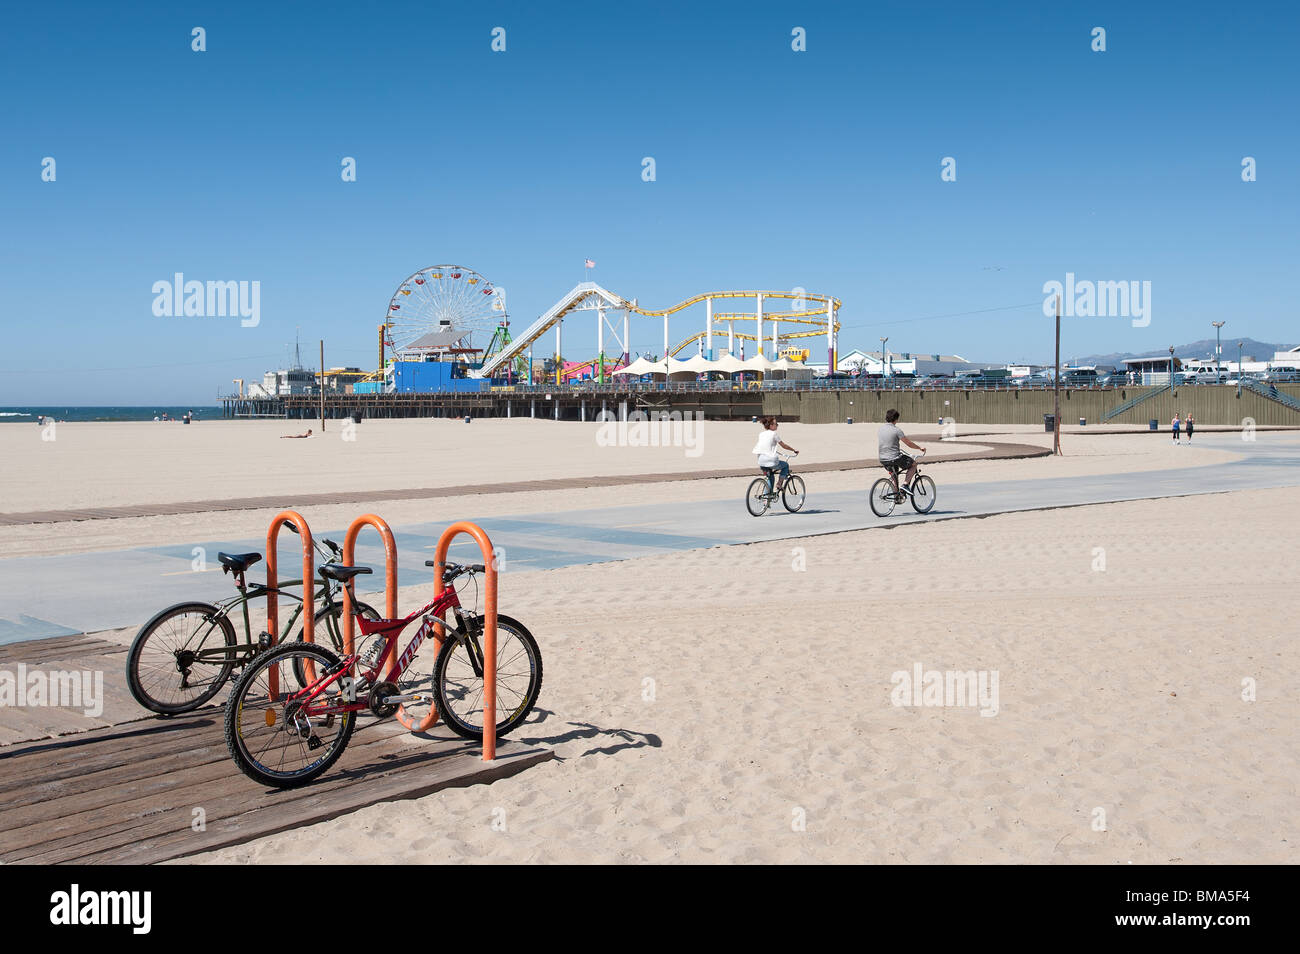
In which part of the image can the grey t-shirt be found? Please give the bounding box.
[878,423,905,460]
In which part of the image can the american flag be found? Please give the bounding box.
[584,259,595,268]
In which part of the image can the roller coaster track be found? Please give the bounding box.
[475,284,840,378]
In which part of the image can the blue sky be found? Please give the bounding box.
[1,0,1296,403]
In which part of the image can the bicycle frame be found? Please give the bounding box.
[291,585,468,716]
[760,451,798,491]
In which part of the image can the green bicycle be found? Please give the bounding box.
[126,531,379,715]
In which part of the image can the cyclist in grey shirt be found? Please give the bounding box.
[878,409,926,497]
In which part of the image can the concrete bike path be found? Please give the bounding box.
[1,434,1295,645]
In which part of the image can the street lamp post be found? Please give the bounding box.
[1169,345,1176,387]
[880,337,889,378]
[1238,342,1244,397]
[1212,321,1225,383]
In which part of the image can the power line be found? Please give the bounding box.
[839,301,1042,330]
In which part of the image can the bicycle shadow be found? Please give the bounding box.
[884,508,963,519]
[518,712,661,758]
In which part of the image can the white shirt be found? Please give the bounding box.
[752,429,781,467]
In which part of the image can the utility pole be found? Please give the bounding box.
[1053,294,1061,455]
[880,336,889,377]
[319,340,326,433]
[1212,321,1225,383]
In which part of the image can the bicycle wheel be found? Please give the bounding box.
[291,601,380,688]
[910,475,937,514]
[433,614,543,741]
[746,477,772,516]
[224,642,355,788]
[869,477,899,517]
[127,602,237,714]
[782,475,807,512]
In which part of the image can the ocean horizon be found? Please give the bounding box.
[0,406,224,423]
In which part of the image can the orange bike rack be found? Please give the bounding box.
[266,510,315,697]
[341,513,400,671]
[425,521,499,760]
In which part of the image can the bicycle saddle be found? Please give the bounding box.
[218,552,262,573]
[317,563,373,583]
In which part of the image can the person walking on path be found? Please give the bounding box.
[1172,414,1181,444]
[1185,414,1195,443]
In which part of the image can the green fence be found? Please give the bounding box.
[763,385,1300,427]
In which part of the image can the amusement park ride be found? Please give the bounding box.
[360,265,842,388]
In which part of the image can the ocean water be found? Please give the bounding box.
[0,406,223,423]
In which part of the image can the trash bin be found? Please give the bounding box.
[351,411,362,424]
[464,415,472,423]
[846,417,853,425]
[1079,417,1086,426]
[1043,414,1055,432]
[1149,419,1158,431]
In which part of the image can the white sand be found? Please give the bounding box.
[0,418,1240,514]
[1,419,1292,864]
[0,422,1241,559]
[184,485,1296,864]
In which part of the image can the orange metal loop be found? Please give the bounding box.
[414,521,498,760]
[266,511,315,698]
[342,514,400,670]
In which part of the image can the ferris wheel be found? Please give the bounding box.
[383,265,506,356]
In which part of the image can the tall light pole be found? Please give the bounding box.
[880,336,889,378]
[1212,321,1225,383]
[1238,341,1244,397]
[1053,294,1061,455]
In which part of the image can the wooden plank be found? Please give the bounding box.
[1,727,418,864]
[0,720,412,843]
[0,702,552,865]
[0,635,121,661]
[87,743,554,865]
[0,640,126,666]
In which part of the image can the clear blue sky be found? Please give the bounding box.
[1,0,1296,403]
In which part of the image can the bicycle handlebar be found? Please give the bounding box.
[422,561,486,583]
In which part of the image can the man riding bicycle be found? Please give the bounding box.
[878,409,926,497]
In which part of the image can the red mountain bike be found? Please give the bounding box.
[224,560,542,787]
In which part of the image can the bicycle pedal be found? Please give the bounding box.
[306,734,323,750]
[257,631,273,651]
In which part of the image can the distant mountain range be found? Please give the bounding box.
[1062,338,1295,369]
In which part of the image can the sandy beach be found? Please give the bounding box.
[1,420,1295,864]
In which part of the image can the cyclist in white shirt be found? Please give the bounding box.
[752,416,798,493]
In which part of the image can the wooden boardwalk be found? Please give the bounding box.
[0,709,553,864]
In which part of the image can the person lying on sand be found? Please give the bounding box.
[281,428,313,439]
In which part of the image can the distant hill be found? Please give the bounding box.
[1066,338,1295,369]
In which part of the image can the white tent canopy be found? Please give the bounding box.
[612,356,665,377]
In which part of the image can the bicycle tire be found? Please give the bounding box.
[432,614,543,742]
[869,477,899,517]
[291,601,380,687]
[224,642,355,788]
[910,475,937,513]
[782,475,807,512]
[746,477,772,516]
[127,602,237,715]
